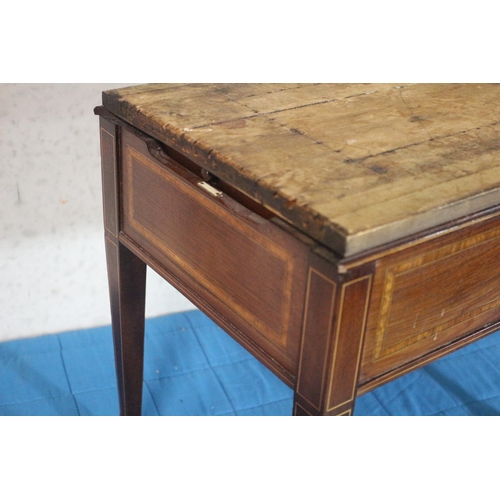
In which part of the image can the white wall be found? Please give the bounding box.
[0,84,195,342]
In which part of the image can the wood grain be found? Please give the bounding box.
[294,250,372,416]
[359,212,500,384]
[120,128,310,376]
[100,117,147,416]
[102,83,500,256]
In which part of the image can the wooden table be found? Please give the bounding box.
[95,84,500,416]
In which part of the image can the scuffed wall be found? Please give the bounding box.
[0,84,194,341]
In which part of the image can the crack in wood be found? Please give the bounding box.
[186,89,394,130]
[342,121,500,164]
[268,116,352,161]
[399,89,433,141]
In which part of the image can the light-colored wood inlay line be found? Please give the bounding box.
[124,145,294,349]
[296,268,337,411]
[104,236,127,390]
[337,409,352,416]
[326,275,372,412]
[100,127,118,238]
[378,297,500,359]
[360,323,500,394]
[373,227,500,359]
[294,402,313,416]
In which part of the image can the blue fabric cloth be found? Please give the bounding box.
[1,310,500,416]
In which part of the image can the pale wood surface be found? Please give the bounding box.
[102,84,500,256]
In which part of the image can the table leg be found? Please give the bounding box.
[293,254,372,415]
[105,237,147,416]
[100,116,147,415]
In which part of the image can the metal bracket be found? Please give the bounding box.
[198,181,223,198]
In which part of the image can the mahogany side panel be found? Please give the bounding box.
[360,212,500,385]
[119,128,310,379]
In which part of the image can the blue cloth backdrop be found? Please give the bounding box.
[1,310,500,416]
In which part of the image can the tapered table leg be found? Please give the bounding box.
[293,252,372,416]
[100,116,147,415]
[105,236,147,416]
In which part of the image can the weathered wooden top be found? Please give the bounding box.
[102,83,500,256]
